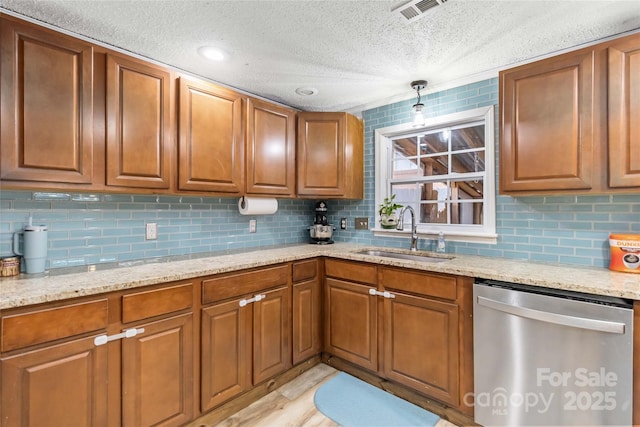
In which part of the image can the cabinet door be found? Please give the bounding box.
[1,335,108,427]
[297,112,363,198]
[253,286,292,384]
[0,17,94,185]
[609,35,640,188]
[382,292,459,406]
[500,48,601,193]
[121,313,193,427]
[246,98,296,196]
[292,277,322,364]
[106,54,172,189]
[178,77,244,193]
[200,298,251,411]
[324,277,377,371]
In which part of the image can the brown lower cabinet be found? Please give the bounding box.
[121,313,194,426]
[292,259,322,364]
[1,334,109,427]
[323,259,474,416]
[324,276,378,371]
[200,264,292,412]
[0,281,195,427]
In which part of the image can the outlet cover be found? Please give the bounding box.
[145,223,158,240]
[355,217,369,230]
[249,219,257,233]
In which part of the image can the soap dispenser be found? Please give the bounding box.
[436,232,446,253]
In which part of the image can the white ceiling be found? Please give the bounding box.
[2,0,640,113]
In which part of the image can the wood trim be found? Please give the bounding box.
[457,277,475,417]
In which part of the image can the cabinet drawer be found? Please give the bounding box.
[381,268,457,300]
[122,282,193,324]
[203,264,290,305]
[325,259,376,285]
[292,259,317,283]
[1,299,109,352]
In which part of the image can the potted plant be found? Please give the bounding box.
[378,194,403,229]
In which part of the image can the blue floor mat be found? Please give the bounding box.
[314,372,441,427]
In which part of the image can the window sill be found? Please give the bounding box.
[372,228,498,245]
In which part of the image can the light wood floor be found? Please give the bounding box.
[189,363,458,427]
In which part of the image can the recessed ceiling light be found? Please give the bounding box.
[295,87,318,96]
[198,46,228,62]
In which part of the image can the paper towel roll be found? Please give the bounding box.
[238,197,278,215]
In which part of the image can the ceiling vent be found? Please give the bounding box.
[392,0,448,23]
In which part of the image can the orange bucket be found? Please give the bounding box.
[609,233,640,273]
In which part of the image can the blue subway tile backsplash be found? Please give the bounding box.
[2,76,640,271]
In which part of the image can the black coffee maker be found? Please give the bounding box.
[308,201,335,244]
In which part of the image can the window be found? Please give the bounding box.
[375,106,496,243]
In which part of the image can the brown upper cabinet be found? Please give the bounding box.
[297,112,364,199]
[500,31,640,195]
[0,16,96,187]
[608,34,640,189]
[499,47,604,194]
[105,53,173,189]
[0,15,365,199]
[246,98,296,197]
[178,80,298,196]
[178,76,245,194]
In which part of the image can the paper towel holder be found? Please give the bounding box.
[238,196,278,215]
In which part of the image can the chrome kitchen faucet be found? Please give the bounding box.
[396,205,418,251]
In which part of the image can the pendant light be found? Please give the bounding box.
[410,80,427,126]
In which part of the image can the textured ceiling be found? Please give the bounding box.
[1,0,640,112]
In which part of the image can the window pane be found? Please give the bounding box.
[453,179,484,199]
[451,125,484,151]
[392,157,421,179]
[391,182,420,205]
[420,156,448,176]
[451,201,484,225]
[451,151,485,173]
[392,137,418,157]
[419,133,447,155]
[419,181,449,203]
[420,202,448,224]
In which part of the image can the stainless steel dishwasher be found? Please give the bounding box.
[473,280,633,426]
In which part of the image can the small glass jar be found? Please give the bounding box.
[0,256,21,277]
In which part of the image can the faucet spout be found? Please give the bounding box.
[396,205,418,251]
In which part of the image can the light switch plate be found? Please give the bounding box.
[355,217,369,230]
[249,219,257,233]
[145,223,157,240]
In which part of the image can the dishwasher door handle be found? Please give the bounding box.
[477,295,626,334]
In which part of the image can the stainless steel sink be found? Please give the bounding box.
[355,249,453,263]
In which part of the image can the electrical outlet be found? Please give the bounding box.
[355,217,369,230]
[145,223,158,240]
[249,219,257,233]
[340,218,347,230]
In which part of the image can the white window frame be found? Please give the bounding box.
[374,106,497,244]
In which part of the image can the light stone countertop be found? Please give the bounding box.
[2,242,640,310]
